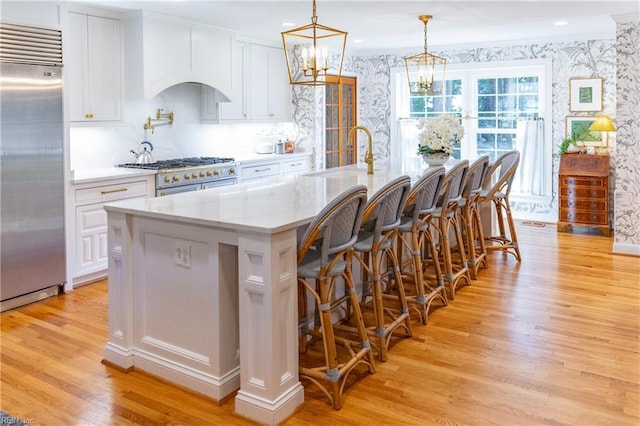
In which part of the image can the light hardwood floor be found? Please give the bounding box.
[1,224,639,425]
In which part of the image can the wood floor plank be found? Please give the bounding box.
[1,224,638,425]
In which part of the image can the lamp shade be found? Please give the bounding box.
[588,115,616,132]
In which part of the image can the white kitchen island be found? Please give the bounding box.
[103,160,430,424]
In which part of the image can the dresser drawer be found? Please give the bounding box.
[560,176,606,187]
[559,198,607,211]
[75,180,150,204]
[559,187,606,199]
[559,209,608,224]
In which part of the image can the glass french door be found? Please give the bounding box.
[325,75,356,168]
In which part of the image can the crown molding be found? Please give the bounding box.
[611,12,640,23]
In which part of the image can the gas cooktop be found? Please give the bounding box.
[117,156,235,170]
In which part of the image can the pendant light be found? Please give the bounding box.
[281,0,347,86]
[404,15,447,95]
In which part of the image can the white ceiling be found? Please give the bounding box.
[89,0,639,53]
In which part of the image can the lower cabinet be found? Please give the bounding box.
[240,161,281,183]
[238,155,311,183]
[72,175,154,285]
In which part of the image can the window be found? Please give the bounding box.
[393,59,552,198]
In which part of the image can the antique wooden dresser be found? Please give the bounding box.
[557,153,610,236]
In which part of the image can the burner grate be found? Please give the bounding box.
[117,157,235,170]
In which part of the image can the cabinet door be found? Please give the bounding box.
[248,44,270,120]
[68,13,122,122]
[219,41,247,121]
[248,44,291,121]
[76,203,108,276]
[266,46,291,120]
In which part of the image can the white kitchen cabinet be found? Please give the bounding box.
[72,175,154,285]
[124,11,234,100]
[240,161,281,183]
[217,40,247,121]
[67,11,122,122]
[238,154,311,183]
[248,44,291,121]
[281,156,311,175]
[218,42,291,122]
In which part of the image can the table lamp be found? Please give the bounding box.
[588,115,616,152]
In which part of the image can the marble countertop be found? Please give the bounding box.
[71,167,157,185]
[104,158,438,234]
[71,153,312,185]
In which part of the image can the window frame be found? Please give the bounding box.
[391,58,553,198]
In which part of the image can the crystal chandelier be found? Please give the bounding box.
[404,15,447,95]
[281,0,347,86]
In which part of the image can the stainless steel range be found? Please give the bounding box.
[118,157,236,196]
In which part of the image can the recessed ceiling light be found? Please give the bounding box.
[554,20,569,26]
[353,39,364,43]
[282,22,295,27]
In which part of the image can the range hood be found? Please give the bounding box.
[123,10,235,100]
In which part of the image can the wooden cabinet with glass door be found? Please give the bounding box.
[325,75,357,168]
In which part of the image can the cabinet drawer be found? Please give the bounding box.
[559,187,606,199]
[559,199,607,211]
[75,180,150,204]
[282,158,309,175]
[241,162,281,179]
[560,176,606,187]
[559,209,608,224]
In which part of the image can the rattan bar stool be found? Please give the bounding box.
[478,151,522,262]
[351,175,413,362]
[460,155,490,279]
[396,166,448,325]
[297,184,376,410]
[431,160,471,300]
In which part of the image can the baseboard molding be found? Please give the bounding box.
[612,242,640,256]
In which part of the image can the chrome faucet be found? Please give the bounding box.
[347,125,374,174]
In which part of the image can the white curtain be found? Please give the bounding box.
[514,119,545,195]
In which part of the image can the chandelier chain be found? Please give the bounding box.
[423,19,429,53]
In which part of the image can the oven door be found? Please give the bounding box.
[202,177,237,190]
[156,183,202,197]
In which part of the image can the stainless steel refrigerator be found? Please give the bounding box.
[1,22,66,311]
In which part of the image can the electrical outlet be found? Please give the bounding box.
[174,242,191,267]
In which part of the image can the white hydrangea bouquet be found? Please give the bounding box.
[416,115,465,156]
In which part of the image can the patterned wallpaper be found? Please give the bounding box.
[292,37,625,224]
[614,20,640,252]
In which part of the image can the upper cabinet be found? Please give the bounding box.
[123,11,234,100]
[66,11,122,122]
[248,43,291,121]
[216,41,291,122]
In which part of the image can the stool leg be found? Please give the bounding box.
[438,213,455,300]
[503,197,522,262]
[471,200,488,273]
[422,227,448,312]
[343,257,377,373]
[386,243,413,337]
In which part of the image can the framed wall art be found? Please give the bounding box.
[569,77,603,112]
[565,116,604,146]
